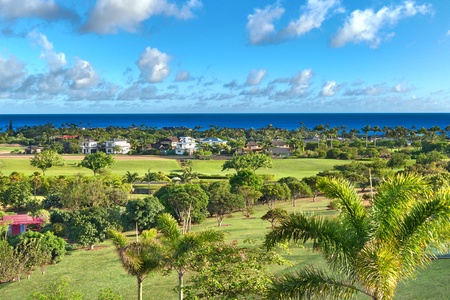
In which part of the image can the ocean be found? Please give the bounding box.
[1,113,450,131]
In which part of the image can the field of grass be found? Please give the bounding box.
[1,197,448,299]
[0,156,348,179]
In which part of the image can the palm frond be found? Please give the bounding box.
[356,240,401,300]
[372,173,431,239]
[317,177,368,240]
[109,229,129,249]
[267,266,361,300]
[265,213,359,278]
[157,213,181,242]
[396,190,450,277]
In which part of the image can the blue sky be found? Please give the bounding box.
[0,0,449,113]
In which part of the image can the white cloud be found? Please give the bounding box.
[175,70,192,82]
[0,0,77,21]
[246,3,285,45]
[392,82,413,93]
[246,69,266,86]
[83,0,202,34]
[273,69,313,98]
[447,30,450,36]
[344,84,386,96]
[0,55,26,90]
[66,59,99,90]
[137,47,171,83]
[247,0,341,45]
[284,0,341,37]
[28,30,67,71]
[332,1,432,48]
[320,80,339,96]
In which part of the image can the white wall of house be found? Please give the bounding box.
[105,139,131,154]
[175,137,197,155]
[80,139,98,154]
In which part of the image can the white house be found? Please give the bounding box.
[80,138,98,154]
[104,138,131,154]
[200,137,228,146]
[175,137,197,155]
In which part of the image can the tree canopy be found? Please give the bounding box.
[80,152,115,175]
[30,149,64,176]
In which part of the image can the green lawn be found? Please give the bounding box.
[0,156,348,179]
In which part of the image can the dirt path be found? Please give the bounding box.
[0,154,176,160]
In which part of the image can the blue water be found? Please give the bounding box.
[0,113,449,131]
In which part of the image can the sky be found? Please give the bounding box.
[0,0,449,114]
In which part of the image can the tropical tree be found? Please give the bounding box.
[123,171,140,196]
[30,149,64,176]
[156,213,224,300]
[80,152,115,175]
[264,174,450,300]
[123,196,164,232]
[261,208,289,229]
[222,152,272,174]
[237,185,262,218]
[204,181,245,226]
[110,229,163,300]
[278,177,312,206]
[142,170,170,195]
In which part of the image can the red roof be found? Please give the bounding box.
[0,215,44,225]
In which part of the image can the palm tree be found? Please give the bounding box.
[265,174,450,300]
[110,229,163,300]
[123,171,140,196]
[142,169,170,195]
[156,213,224,300]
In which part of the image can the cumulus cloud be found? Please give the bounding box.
[274,69,313,98]
[28,30,67,71]
[246,69,266,86]
[83,0,202,34]
[175,70,192,82]
[331,0,432,48]
[247,0,341,45]
[320,80,341,96]
[283,0,341,37]
[0,0,77,21]
[0,55,27,90]
[137,47,171,83]
[392,82,413,93]
[246,3,284,44]
[66,59,99,90]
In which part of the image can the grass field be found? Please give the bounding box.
[0,197,448,299]
[0,155,349,180]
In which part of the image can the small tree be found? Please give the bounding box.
[30,149,64,176]
[110,229,163,300]
[261,208,289,229]
[123,196,164,232]
[80,152,115,175]
[205,181,245,226]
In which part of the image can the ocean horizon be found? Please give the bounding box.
[1,113,450,131]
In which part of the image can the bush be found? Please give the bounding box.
[42,194,62,209]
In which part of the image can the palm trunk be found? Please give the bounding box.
[178,271,184,300]
[137,277,143,300]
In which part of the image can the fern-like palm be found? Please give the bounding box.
[110,229,163,300]
[265,173,450,300]
[157,213,224,300]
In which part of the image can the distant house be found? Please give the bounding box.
[272,139,289,148]
[0,215,44,236]
[244,141,263,152]
[200,137,228,146]
[80,138,98,154]
[268,147,292,157]
[104,138,131,154]
[175,137,197,155]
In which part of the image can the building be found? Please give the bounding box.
[200,137,228,146]
[175,137,197,155]
[104,138,131,154]
[0,215,44,236]
[80,137,98,154]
